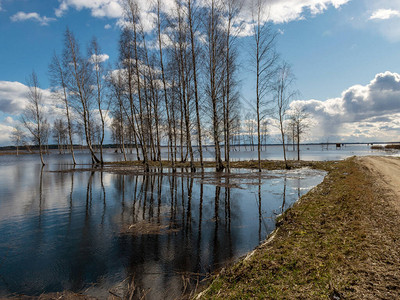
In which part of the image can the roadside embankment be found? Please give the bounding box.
[198,157,400,299]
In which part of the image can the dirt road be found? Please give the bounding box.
[359,156,400,207]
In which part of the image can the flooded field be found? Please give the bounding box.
[0,154,326,299]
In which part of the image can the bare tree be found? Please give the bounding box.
[122,0,150,171]
[42,119,50,154]
[188,0,204,170]
[63,28,101,164]
[206,0,225,172]
[245,112,256,151]
[155,0,176,171]
[261,119,268,150]
[273,62,296,169]
[289,103,310,160]
[109,69,128,161]
[222,0,242,171]
[251,0,278,171]
[10,125,26,156]
[53,118,68,154]
[49,52,77,164]
[21,71,46,166]
[88,37,109,164]
[286,118,296,152]
[118,27,141,161]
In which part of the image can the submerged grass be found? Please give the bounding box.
[104,159,334,172]
[197,157,400,299]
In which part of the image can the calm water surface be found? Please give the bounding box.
[73,143,399,162]
[1,153,326,298]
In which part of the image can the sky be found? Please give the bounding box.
[1,0,400,146]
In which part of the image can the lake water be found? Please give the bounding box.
[33,143,396,163]
[0,153,327,299]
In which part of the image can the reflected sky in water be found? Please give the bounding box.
[0,154,327,299]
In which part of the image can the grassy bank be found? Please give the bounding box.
[105,159,332,172]
[198,157,400,299]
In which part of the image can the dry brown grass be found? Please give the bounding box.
[198,157,400,299]
[4,291,96,299]
[120,221,180,236]
[103,159,333,173]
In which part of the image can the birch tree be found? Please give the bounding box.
[21,71,46,166]
[63,28,101,164]
[122,0,150,171]
[88,38,109,164]
[222,0,242,171]
[10,125,26,156]
[251,0,278,171]
[156,0,176,171]
[206,0,225,172]
[289,104,310,160]
[49,52,77,164]
[188,0,204,170]
[273,62,296,169]
[53,118,68,154]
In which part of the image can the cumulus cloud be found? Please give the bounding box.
[55,0,123,18]
[291,71,400,142]
[53,0,348,35]
[0,80,97,146]
[240,0,350,25]
[0,81,57,115]
[104,24,112,29]
[10,11,56,26]
[89,53,110,63]
[0,123,14,146]
[370,8,400,20]
[0,81,29,114]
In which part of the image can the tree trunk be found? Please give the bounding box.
[188,0,203,171]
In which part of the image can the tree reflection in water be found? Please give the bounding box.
[0,167,325,299]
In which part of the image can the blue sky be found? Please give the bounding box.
[1,0,400,145]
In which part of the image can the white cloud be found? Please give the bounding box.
[240,0,350,25]
[104,23,111,29]
[55,0,123,19]
[369,8,400,20]
[361,1,400,41]
[0,123,14,146]
[55,1,68,17]
[0,80,83,146]
[291,71,400,142]
[53,0,348,35]
[0,81,29,114]
[0,81,57,115]
[89,53,110,63]
[92,1,123,18]
[10,11,56,26]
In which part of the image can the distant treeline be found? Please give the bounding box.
[371,144,400,150]
[3,142,400,152]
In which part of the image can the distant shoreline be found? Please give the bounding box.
[1,141,400,152]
